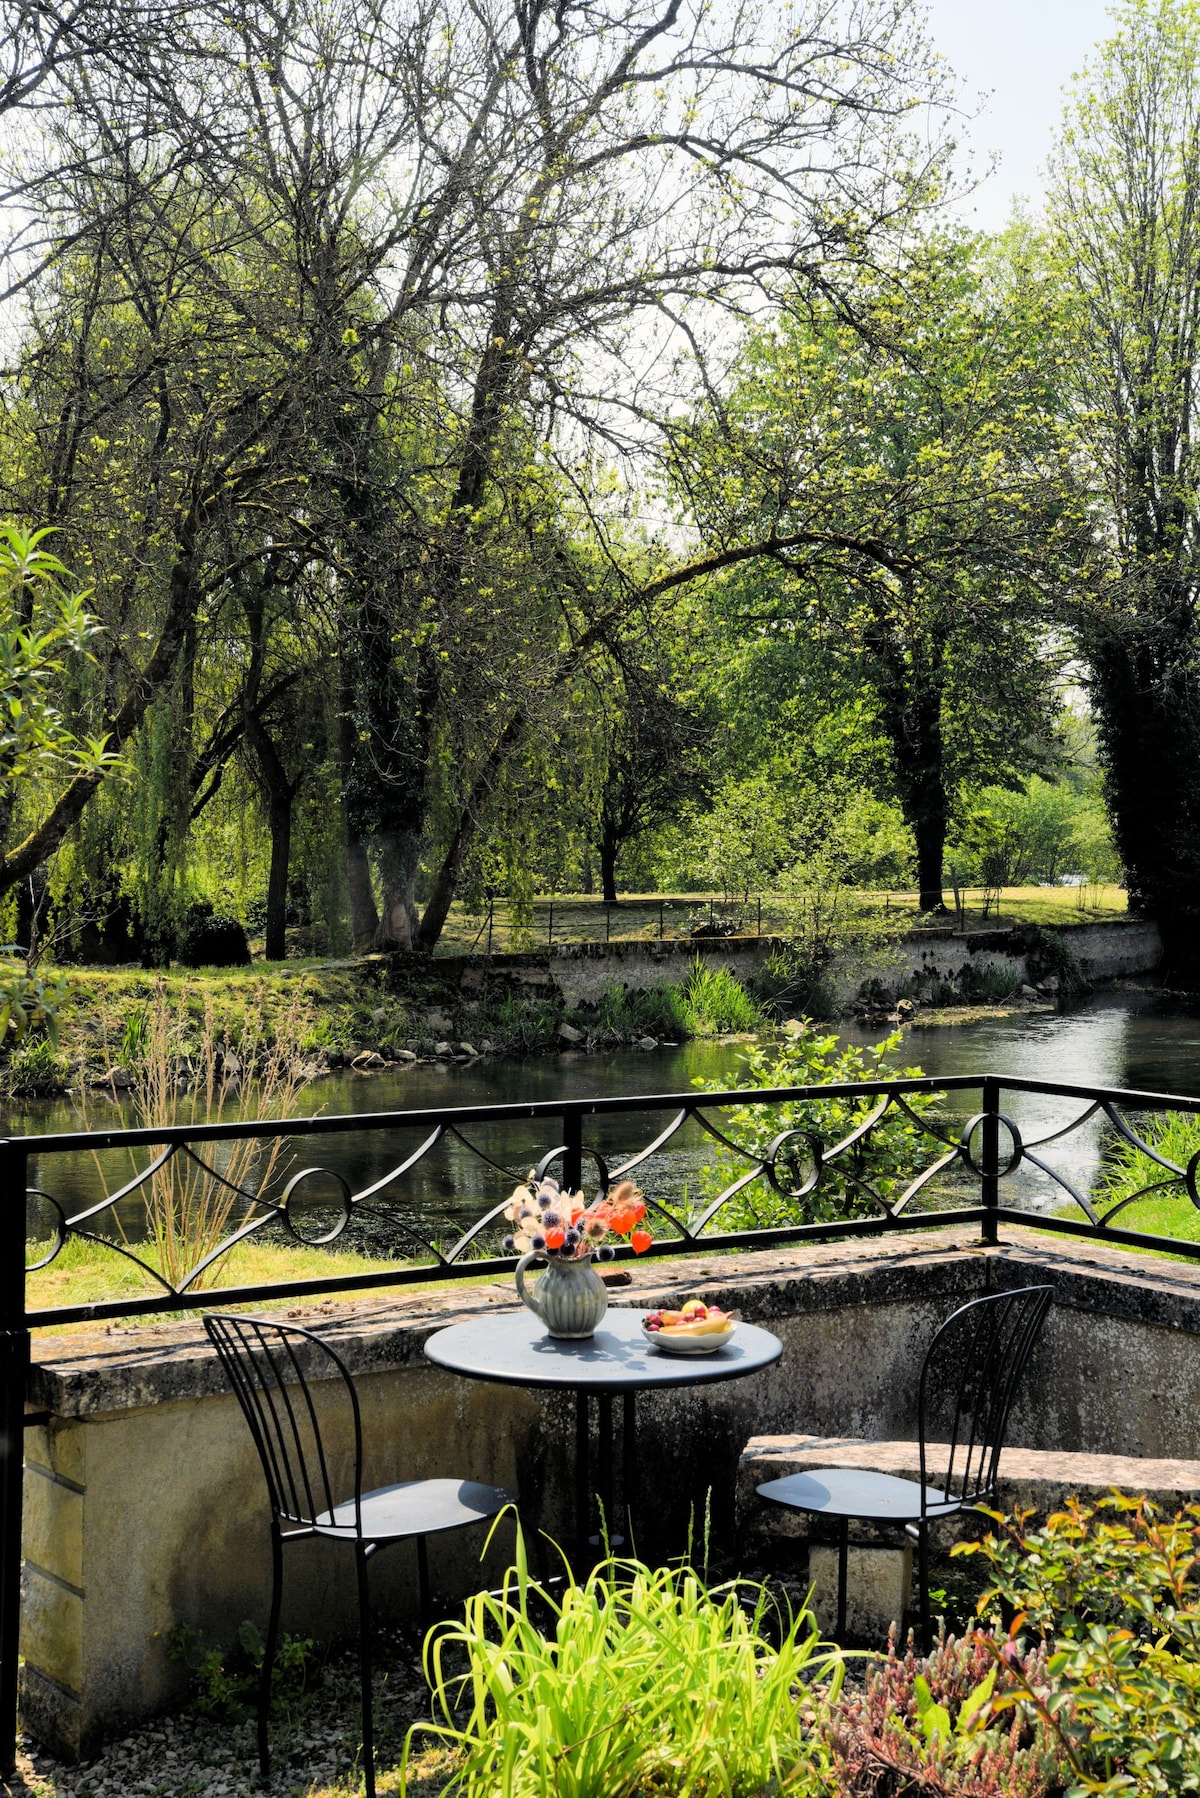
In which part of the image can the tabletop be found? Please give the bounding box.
[423,1306,782,1392]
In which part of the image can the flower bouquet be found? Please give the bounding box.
[502,1175,653,1259]
[504,1175,652,1338]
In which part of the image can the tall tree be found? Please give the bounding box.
[683,234,1072,910]
[79,0,955,951]
[1048,0,1200,974]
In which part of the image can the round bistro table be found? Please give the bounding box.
[424,1307,783,1558]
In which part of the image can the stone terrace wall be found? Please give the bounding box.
[21,1225,1199,1759]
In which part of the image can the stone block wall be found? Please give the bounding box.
[20,1225,1200,1757]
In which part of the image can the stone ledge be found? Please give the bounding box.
[29,1225,1200,1416]
[738,1432,1200,1548]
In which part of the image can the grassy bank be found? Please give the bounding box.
[2,953,765,1096]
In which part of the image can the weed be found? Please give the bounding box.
[168,1619,316,1723]
[80,979,318,1288]
[962,963,1024,1005]
[4,1033,67,1096]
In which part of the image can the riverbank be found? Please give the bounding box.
[1,915,1164,1098]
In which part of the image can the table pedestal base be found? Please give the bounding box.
[575,1390,636,1559]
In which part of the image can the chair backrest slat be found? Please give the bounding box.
[918,1285,1053,1516]
[204,1314,366,1532]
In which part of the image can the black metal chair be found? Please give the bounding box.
[756,1283,1054,1650]
[204,1313,516,1798]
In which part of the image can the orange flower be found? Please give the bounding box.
[630,1227,653,1254]
[545,1226,566,1250]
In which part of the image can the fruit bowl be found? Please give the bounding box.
[640,1318,737,1356]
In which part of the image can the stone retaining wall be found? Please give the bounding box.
[20,1224,1200,1758]
[413,919,1162,1014]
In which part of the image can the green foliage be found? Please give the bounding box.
[694,1023,938,1230]
[585,983,687,1044]
[407,1526,839,1798]
[959,1495,1200,1794]
[168,1619,315,1723]
[1092,1109,1200,1239]
[0,949,68,1045]
[751,945,837,1022]
[3,1032,67,1094]
[952,776,1117,889]
[678,956,760,1036]
[817,1627,1070,1798]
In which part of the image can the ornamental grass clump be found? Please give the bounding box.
[405,1526,840,1798]
[86,978,316,1288]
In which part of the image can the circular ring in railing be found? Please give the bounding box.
[764,1128,823,1200]
[1186,1150,1200,1210]
[959,1112,1024,1180]
[282,1168,352,1245]
[533,1144,611,1198]
[25,1189,66,1270]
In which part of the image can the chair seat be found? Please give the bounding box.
[757,1465,968,1525]
[314,1478,516,1542]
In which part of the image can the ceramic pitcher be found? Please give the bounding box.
[514,1251,608,1338]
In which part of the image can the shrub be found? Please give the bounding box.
[958,1495,1200,1794]
[693,1023,940,1230]
[816,1627,1071,1797]
[407,1529,839,1798]
[178,912,251,967]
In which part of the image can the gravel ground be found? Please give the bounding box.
[13,1630,457,1798]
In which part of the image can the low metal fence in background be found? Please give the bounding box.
[433,886,1126,954]
[3,1067,1200,1772]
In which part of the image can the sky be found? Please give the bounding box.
[921,0,1118,229]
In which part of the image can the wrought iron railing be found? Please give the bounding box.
[5,1068,1200,1773]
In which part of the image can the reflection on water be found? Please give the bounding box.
[11,989,1200,1259]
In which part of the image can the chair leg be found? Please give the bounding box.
[416,1533,430,1631]
[836,1520,848,1644]
[258,1527,284,1781]
[917,1524,931,1656]
[355,1546,376,1798]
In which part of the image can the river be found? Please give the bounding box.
[13,986,1200,1255]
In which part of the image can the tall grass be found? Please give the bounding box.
[679,955,761,1036]
[407,1525,839,1798]
[1092,1110,1200,1245]
[85,980,316,1288]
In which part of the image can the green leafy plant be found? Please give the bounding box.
[168,1619,316,1722]
[958,1496,1200,1794]
[406,1526,840,1798]
[694,1023,940,1230]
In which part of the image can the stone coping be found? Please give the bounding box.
[740,1433,1200,1512]
[25,1225,1200,1417]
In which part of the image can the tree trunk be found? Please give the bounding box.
[246,717,299,962]
[336,650,380,952]
[375,832,420,951]
[263,794,292,961]
[1087,620,1200,981]
[599,832,619,906]
[913,807,948,915]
